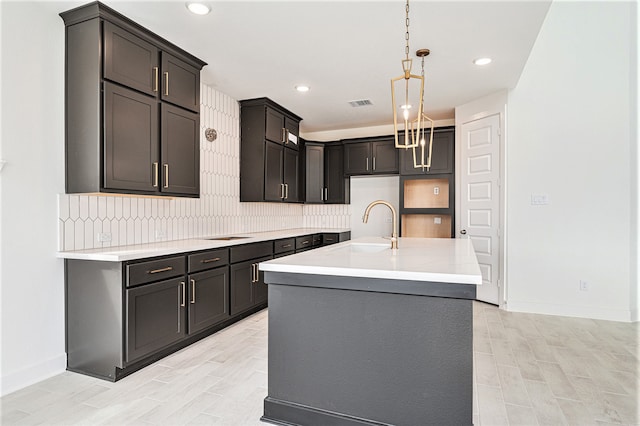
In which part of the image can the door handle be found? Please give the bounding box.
[152,162,159,187]
[324,187,328,201]
[373,157,376,170]
[284,183,289,199]
[190,279,196,304]
[180,281,185,307]
[366,157,369,171]
[460,229,467,235]
[164,72,169,96]
[163,164,169,188]
[282,128,287,144]
[153,67,159,92]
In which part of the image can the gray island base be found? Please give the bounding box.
[261,271,476,426]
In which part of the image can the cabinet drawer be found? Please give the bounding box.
[295,235,313,251]
[126,256,185,287]
[274,238,295,254]
[188,248,229,273]
[322,233,339,245]
[312,234,322,247]
[230,241,273,264]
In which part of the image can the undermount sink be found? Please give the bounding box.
[206,236,250,241]
[330,242,389,254]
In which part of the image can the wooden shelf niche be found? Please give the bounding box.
[403,178,449,209]
[402,214,452,238]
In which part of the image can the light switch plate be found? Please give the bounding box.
[97,232,111,242]
[531,194,550,205]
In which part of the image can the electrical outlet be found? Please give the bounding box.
[434,187,440,195]
[579,280,588,291]
[155,229,167,240]
[531,194,550,205]
[97,232,111,242]
[434,217,442,225]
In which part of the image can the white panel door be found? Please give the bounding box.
[460,114,501,305]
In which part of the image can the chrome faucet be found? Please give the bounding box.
[362,200,398,249]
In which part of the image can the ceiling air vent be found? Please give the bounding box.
[348,99,373,107]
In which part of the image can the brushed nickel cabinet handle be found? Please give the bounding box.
[366,157,369,171]
[153,67,158,92]
[280,183,285,199]
[285,183,289,199]
[281,244,292,249]
[190,279,196,304]
[325,238,334,242]
[164,72,169,96]
[324,187,328,201]
[148,266,173,274]
[373,157,376,170]
[281,128,287,144]
[164,164,169,188]
[152,162,159,187]
[180,281,185,307]
[201,257,221,264]
[301,240,310,245]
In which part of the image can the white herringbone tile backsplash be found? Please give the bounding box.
[58,84,350,251]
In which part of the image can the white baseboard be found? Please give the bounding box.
[1,354,66,397]
[506,300,634,322]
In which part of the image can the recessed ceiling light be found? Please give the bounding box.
[186,2,210,15]
[473,57,492,66]
[295,85,310,93]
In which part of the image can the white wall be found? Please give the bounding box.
[1,1,67,395]
[506,1,637,321]
[349,176,399,239]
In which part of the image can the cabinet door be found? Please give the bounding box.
[188,267,229,334]
[371,139,399,174]
[104,82,159,192]
[283,116,300,151]
[325,144,346,204]
[160,53,200,112]
[305,144,324,203]
[230,260,254,315]
[283,147,299,202]
[344,142,371,175]
[265,141,284,202]
[126,277,186,363]
[400,129,454,175]
[161,104,199,196]
[265,107,285,144]
[253,255,272,306]
[103,21,158,97]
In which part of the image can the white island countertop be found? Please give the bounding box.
[57,228,350,262]
[260,236,482,285]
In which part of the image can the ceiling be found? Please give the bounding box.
[54,1,552,133]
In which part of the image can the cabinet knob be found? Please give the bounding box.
[460,229,467,235]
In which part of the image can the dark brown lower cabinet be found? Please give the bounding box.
[126,277,186,364]
[230,255,271,315]
[188,267,230,334]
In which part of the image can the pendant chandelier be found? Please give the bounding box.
[411,49,435,171]
[390,0,424,149]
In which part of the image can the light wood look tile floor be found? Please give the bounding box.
[2,302,638,425]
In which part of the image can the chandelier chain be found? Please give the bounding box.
[404,0,410,58]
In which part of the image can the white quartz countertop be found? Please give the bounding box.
[260,237,482,285]
[57,228,350,262]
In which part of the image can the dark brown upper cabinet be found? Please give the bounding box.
[61,2,206,197]
[240,98,303,203]
[399,127,455,175]
[304,141,349,204]
[343,137,399,176]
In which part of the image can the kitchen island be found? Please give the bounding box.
[259,237,482,426]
